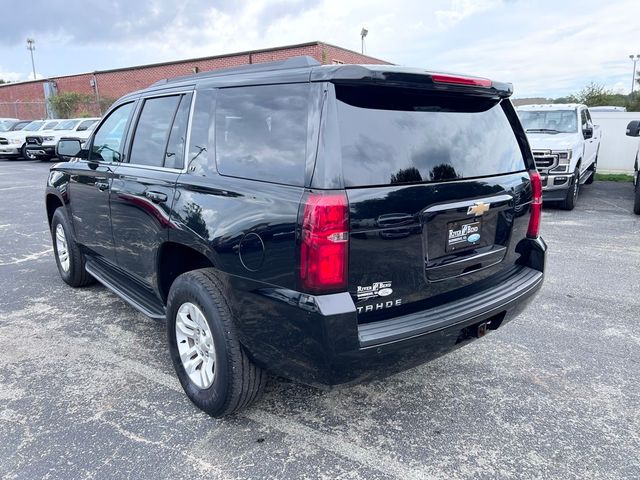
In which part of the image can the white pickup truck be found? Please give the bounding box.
[517,104,601,210]
[25,117,99,161]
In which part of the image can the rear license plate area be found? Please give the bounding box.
[446,218,481,252]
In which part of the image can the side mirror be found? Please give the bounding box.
[56,138,82,158]
[626,120,640,137]
[583,126,593,139]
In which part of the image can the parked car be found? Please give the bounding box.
[26,117,99,161]
[626,120,640,214]
[0,119,61,159]
[47,57,546,417]
[517,104,602,210]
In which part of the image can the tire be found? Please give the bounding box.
[167,269,266,417]
[559,168,580,210]
[51,208,95,287]
[634,172,640,215]
[21,144,33,160]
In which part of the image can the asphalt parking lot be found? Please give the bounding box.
[1,159,638,479]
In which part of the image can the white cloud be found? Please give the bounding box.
[435,0,499,30]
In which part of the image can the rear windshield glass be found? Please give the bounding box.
[336,85,526,187]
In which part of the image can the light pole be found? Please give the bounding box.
[631,54,640,95]
[26,38,36,80]
[360,28,368,55]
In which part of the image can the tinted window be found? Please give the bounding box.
[215,84,308,185]
[90,102,134,163]
[129,95,181,167]
[186,89,215,176]
[337,85,526,187]
[164,94,192,169]
[580,109,589,131]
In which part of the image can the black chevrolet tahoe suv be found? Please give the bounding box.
[47,57,546,417]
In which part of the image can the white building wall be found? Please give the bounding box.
[590,112,640,174]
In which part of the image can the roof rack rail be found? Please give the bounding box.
[151,55,321,87]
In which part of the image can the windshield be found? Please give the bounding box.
[42,121,60,130]
[518,109,577,133]
[0,122,14,132]
[23,121,45,131]
[54,120,80,131]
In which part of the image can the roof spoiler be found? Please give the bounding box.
[151,56,321,87]
[311,65,513,98]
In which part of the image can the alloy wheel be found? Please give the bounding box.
[55,224,70,272]
[175,302,216,389]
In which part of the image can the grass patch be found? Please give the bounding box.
[595,173,634,182]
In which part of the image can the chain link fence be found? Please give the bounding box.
[0,99,107,120]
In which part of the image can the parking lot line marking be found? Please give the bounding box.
[0,248,53,266]
[77,338,436,480]
[244,410,437,480]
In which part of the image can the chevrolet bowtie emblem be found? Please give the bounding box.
[467,202,490,216]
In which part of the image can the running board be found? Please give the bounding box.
[85,260,166,320]
[580,169,594,184]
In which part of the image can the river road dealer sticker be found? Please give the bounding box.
[356,281,393,301]
[446,219,481,252]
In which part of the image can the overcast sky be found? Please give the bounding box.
[0,0,638,98]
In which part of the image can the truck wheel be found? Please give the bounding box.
[167,269,266,417]
[634,172,640,215]
[51,208,95,287]
[21,145,30,160]
[559,168,580,210]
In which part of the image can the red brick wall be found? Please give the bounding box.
[0,42,391,119]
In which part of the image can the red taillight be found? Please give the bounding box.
[432,73,492,88]
[527,170,542,238]
[300,191,349,293]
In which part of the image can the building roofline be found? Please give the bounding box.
[0,41,392,89]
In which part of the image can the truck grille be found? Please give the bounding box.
[26,136,42,145]
[532,150,558,171]
[0,137,8,145]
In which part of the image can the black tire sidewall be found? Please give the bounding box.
[167,274,232,414]
[51,208,77,285]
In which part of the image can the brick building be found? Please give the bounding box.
[0,41,390,119]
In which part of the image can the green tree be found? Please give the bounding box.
[48,92,94,118]
[0,79,10,84]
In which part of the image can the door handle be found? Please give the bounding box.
[96,181,110,191]
[145,191,168,203]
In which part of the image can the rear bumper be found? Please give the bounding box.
[231,237,547,388]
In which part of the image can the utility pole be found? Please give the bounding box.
[26,38,37,80]
[360,28,368,55]
[630,54,640,95]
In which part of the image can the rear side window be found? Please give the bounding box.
[336,85,526,187]
[215,84,308,186]
[129,95,181,167]
[164,94,192,169]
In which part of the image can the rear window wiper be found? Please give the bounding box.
[526,128,560,134]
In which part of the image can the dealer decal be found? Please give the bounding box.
[356,281,393,301]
